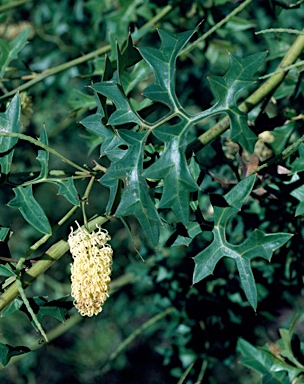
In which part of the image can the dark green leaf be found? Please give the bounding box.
[7,186,52,235]
[194,52,267,152]
[143,121,198,225]
[237,338,303,383]
[0,342,31,366]
[55,179,79,206]
[34,127,49,180]
[139,28,195,110]
[116,33,143,84]
[0,264,15,277]
[290,185,304,216]
[269,122,294,155]
[81,113,126,161]
[33,297,72,324]
[0,93,22,175]
[105,130,161,246]
[279,328,304,369]
[91,81,142,126]
[172,222,202,246]
[0,227,10,241]
[0,298,22,317]
[290,144,304,173]
[0,28,30,78]
[193,175,292,309]
[99,173,120,214]
[19,296,72,326]
[121,60,151,96]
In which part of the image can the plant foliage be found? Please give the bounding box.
[0,1,304,383]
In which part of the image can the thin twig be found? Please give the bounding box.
[259,60,304,80]
[180,0,253,56]
[251,134,304,175]
[16,278,48,342]
[0,5,173,101]
[0,131,89,173]
[0,0,30,12]
[187,29,304,154]
[100,307,175,374]
[256,28,304,36]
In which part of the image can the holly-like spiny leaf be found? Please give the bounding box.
[91,81,142,126]
[55,179,79,206]
[102,130,161,246]
[81,113,125,214]
[20,296,72,325]
[0,343,31,367]
[143,120,199,225]
[193,175,292,310]
[115,33,143,85]
[81,113,126,161]
[237,338,304,383]
[193,52,267,153]
[139,28,196,110]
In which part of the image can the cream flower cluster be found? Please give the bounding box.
[68,222,113,317]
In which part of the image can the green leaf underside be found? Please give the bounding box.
[102,130,161,246]
[193,175,292,310]
[237,338,304,383]
[143,121,198,225]
[7,186,52,235]
[0,94,22,175]
[0,343,31,366]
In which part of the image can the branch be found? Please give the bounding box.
[100,307,175,373]
[180,0,254,56]
[0,131,89,173]
[187,30,304,154]
[0,216,108,312]
[0,5,173,101]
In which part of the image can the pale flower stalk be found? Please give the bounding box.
[68,222,113,317]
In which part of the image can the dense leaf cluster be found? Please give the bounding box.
[0,1,304,383]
